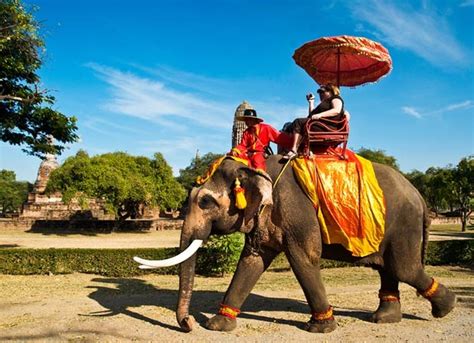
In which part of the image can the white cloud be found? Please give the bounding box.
[441,100,473,112]
[402,106,422,118]
[132,64,240,96]
[82,116,145,136]
[460,0,474,7]
[87,63,234,129]
[430,100,474,114]
[348,1,467,67]
[402,100,473,118]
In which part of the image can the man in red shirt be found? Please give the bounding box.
[229,109,291,172]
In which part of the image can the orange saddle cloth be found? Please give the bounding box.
[292,150,386,257]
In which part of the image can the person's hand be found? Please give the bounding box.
[228,149,238,157]
[306,93,315,102]
[312,114,322,120]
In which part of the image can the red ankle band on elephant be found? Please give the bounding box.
[292,149,386,257]
[218,303,241,319]
[419,278,439,300]
[379,290,400,302]
[311,306,335,321]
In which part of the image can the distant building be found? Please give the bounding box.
[232,100,254,148]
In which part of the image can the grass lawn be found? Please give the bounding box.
[430,223,473,232]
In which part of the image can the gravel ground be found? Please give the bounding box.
[0,266,472,342]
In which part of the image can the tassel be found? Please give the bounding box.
[234,178,247,210]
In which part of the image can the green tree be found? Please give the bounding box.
[0,169,31,215]
[356,147,400,170]
[451,156,473,232]
[47,151,186,220]
[405,169,429,199]
[0,0,78,157]
[177,152,223,193]
[424,167,453,215]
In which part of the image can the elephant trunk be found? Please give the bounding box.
[176,248,197,332]
[176,210,209,333]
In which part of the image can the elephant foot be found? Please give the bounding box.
[205,314,237,332]
[426,282,456,318]
[371,300,402,323]
[305,318,337,333]
[306,306,337,333]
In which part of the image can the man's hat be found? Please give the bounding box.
[236,109,263,122]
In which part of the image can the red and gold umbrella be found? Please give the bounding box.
[293,35,392,87]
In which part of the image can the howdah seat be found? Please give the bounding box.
[303,116,349,159]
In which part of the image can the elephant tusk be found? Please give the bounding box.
[133,239,203,269]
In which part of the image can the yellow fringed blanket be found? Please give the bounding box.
[292,150,386,257]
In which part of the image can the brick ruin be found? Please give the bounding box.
[20,151,115,220]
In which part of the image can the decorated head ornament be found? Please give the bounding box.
[233,178,247,210]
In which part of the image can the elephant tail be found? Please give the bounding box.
[421,198,431,266]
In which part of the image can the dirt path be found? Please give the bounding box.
[0,266,472,342]
[0,229,471,250]
[0,230,181,249]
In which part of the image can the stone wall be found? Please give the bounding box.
[21,194,115,220]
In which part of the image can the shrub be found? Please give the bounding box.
[0,248,180,277]
[425,240,473,266]
[196,232,245,276]
[0,239,470,277]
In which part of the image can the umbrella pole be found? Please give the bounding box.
[336,47,341,88]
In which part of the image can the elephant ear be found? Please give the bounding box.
[236,168,273,225]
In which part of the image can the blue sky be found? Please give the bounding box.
[1,0,473,182]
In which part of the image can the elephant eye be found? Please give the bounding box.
[198,194,218,210]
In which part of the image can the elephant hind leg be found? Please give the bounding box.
[419,278,456,318]
[372,268,402,323]
[394,264,456,318]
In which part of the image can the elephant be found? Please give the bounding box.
[134,155,456,333]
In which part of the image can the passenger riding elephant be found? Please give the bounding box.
[134,156,456,333]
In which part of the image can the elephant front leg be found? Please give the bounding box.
[205,244,280,332]
[285,243,337,333]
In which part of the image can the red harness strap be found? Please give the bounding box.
[311,305,334,321]
[218,303,241,319]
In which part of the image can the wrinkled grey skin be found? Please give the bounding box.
[176,156,455,333]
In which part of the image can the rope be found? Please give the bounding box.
[247,158,293,256]
[258,158,292,216]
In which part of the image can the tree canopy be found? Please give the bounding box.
[356,147,400,170]
[47,151,186,220]
[177,152,223,193]
[0,169,31,215]
[0,0,78,157]
[451,156,473,231]
[405,156,473,231]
